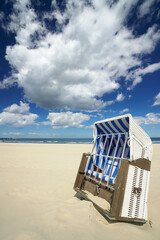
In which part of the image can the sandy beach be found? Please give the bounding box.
[0,143,159,240]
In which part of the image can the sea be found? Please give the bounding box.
[0,137,160,144]
[0,138,93,144]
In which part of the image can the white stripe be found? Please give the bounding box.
[122,118,129,129]
[121,165,135,217]
[88,170,96,176]
[108,121,119,133]
[104,175,109,181]
[97,123,108,134]
[106,165,110,173]
[108,160,112,164]
[97,173,102,179]
[115,119,126,132]
[99,174,109,181]
[113,162,118,166]
[111,166,116,176]
[101,122,112,133]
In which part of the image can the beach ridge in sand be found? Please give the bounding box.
[0,143,159,240]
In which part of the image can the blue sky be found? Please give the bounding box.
[0,0,160,138]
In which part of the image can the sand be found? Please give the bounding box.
[0,143,159,240]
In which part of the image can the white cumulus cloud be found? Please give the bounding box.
[1,0,160,111]
[4,101,30,114]
[134,112,160,125]
[47,111,90,128]
[0,102,38,127]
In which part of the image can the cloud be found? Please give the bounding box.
[105,100,114,106]
[0,102,38,127]
[120,108,129,114]
[2,132,24,136]
[85,125,93,129]
[1,0,160,111]
[116,93,125,102]
[97,113,104,119]
[28,132,56,137]
[139,0,156,18]
[153,92,160,106]
[127,62,160,90]
[0,11,4,21]
[4,101,30,114]
[47,111,90,129]
[134,112,160,125]
[128,95,132,99]
[93,92,125,109]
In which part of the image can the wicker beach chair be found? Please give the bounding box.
[74,114,152,223]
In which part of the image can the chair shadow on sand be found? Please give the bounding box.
[74,192,144,226]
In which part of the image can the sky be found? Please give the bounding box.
[0,0,160,138]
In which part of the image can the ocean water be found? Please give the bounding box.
[0,138,93,144]
[151,138,160,144]
[0,137,159,144]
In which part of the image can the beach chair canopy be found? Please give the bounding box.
[93,114,152,161]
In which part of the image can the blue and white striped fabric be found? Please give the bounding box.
[95,116,129,136]
[85,115,131,187]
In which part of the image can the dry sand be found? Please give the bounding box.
[0,143,159,240]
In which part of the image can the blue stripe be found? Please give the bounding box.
[113,146,118,157]
[109,179,113,184]
[125,117,129,124]
[102,175,106,181]
[96,156,99,166]
[118,119,129,132]
[96,137,100,149]
[102,176,106,181]
[120,134,125,140]
[111,120,123,133]
[99,123,110,134]
[105,121,116,133]
[120,135,125,148]
[88,156,93,170]
[96,125,104,135]
[127,149,130,158]
[102,156,106,169]
[95,137,101,166]
[109,146,115,156]
[96,138,99,156]
[102,137,108,156]
[96,138,100,165]
[106,163,112,175]
[104,159,109,174]
[112,164,118,178]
